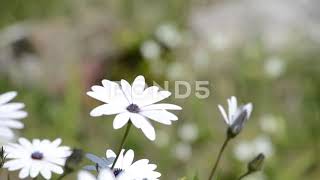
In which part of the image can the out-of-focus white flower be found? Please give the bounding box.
[233,141,254,162]
[173,142,192,161]
[85,149,161,180]
[140,40,161,60]
[87,75,182,141]
[259,114,284,136]
[167,62,187,80]
[209,33,230,51]
[78,169,130,180]
[192,48,210,72]
[4,138,71,179]
[0,91,27,145]
[155,23,182,48]
[254,136,274,159]
[264,57,286,78]
[218,96,253,138]
[178,123,199,142]
[155,129,170,148]
[233,135,274,162]
[243,172,267,180]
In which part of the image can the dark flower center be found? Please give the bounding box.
[31,151,44,160]
[113,168,123,177]
[126,104,140,113]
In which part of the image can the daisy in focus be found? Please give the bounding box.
[85,149,161,180]
[87,75,181,141]
[4,138,72,179]
[78,169,130,180]
[0,91,27,145]
[218,96,253,138]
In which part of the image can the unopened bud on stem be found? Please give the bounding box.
[248,153,265,173]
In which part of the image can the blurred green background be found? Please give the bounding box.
[0,0,320,179]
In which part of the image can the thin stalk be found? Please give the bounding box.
[237,171,251,180]
[111,122,132,169]
[208,137,231,180]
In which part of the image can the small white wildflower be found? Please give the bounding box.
[218,96,253,138]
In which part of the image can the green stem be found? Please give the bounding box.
[111,122,132,169]
[237,171,251,180]
[208,137,231,180]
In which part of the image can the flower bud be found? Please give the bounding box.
[65,149,84,171]
[0,147,5,168]
[248,153,265,172]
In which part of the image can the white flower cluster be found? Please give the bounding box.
[1,75,181,179]
[0,75,261,180]
[0,91,72,179]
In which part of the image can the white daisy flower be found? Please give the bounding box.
[78,169,130,180]
[218,96,253,138]
[85,149,161,180]
[0,91,27,145]
[3,138,72,179]
[87,75,181,141]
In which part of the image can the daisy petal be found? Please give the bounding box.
[0,103,25,112]
[106,149,116,158]
[141,103,182,111]
[140,90,171,107]
[0,91,17,105]
[140,110,177,125]
[113,112,130,129]
[121,80,132,104]
[0,111,28,119]
[41,168,52,180]
[98,169,116,179]
[132,75,145,95]
[0,127,15,139]
[19,166,30,179]
[122,149,134,169]
[78,171,97,180]
[90,104,124,117]
[130,114,156,141]
[0,120,24,129]
[30,163,41,178]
